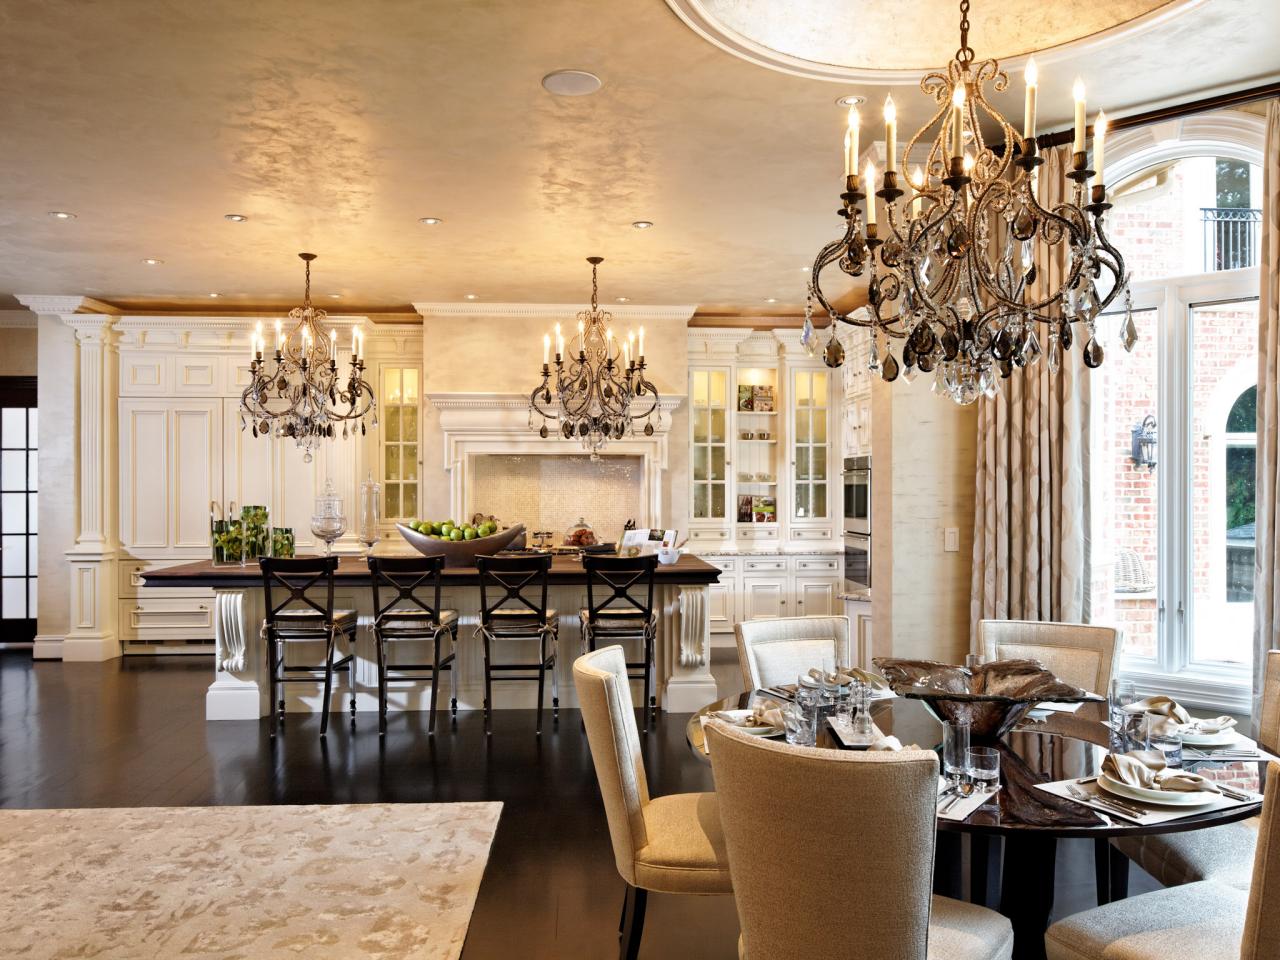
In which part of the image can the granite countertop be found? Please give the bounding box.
[839,589,871,602]
[694,547,843,558]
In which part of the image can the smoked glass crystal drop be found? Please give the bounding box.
[1083,336,1105,369]
[881,350,900,383]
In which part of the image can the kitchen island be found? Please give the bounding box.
[144,553,722,721]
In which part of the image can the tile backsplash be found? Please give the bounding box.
[471,454,642,543]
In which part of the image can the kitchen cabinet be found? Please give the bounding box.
[741,575,788,620]
[705,553,845,645]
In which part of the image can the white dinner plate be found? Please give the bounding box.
[714,710,783,737]
[1098,774,1218,808]
[1177,729,1244,747]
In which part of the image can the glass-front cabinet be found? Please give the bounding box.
[690,367,730,523]
[380,366,420,522]
[790,367,830,526]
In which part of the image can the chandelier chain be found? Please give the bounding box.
[955,0,974,65]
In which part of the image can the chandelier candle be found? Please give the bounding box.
[806,0,1133,405]
[1093,111,1108,192]
[845,106,859,177]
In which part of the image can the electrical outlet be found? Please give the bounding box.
[943,527,959,552]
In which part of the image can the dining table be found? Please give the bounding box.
[687,691,1268,960]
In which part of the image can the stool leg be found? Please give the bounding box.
[551,650,560,722]
[349,631,358,722]
[320,634,335,738]
[267,633,279,738]
[450,626,459,717]
[536,637,547,737]
[376,633,388,737]
[428,629,442,734]
[482,630,493,736]
[642,635,652,733]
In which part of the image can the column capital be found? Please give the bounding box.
[13,294,119,318]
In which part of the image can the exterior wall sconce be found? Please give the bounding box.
[1131,414,1157,471]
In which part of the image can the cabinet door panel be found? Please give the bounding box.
[274,441,320,550]
[170,402,221,550]
[120,402,170,549]
[708,578,736,634]
[795,577,838,617]
[222,399,273,512]
[742,576,787,620]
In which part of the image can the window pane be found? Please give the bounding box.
[1105,307,1160,659]
[384,406,400,443]
[27,451,36,492]
[0,493,24,534]
[402,444,418,480]
[384,484,400,520]
[27,535,36,571]
[384,445,401,482]
[382,368,401,404]
[402,405,418,441]
[400,483,417,518]
[1,452,24,491]
[27,493,36,534]
[1191,299,1258,665]
[26,409,36,448]
[2,578,24,619]
[1,536,23,575]
[693,484,709,519]
[402,368,420,405]
[1,409,24,448]
[28,578,36,615]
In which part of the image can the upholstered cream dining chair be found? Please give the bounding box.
[1045,760,1280,960]
[705,721,1014,960]
[573,646,733,960]
[978,619,1121,695]
[1111,650,1280,892]
[735,615,852,692]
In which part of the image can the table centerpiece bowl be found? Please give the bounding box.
[396,522,527,567]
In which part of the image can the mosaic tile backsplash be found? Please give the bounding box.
[471,455,643,543]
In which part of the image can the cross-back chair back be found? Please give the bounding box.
[261,556,339,631]
[477,553,552,627]
[368,554,446,625]
[583,553,657,623]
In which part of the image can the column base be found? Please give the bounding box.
[662,676,721,713]
[61,633,121,662]
[32,635,65,660]
[206,675,264,720]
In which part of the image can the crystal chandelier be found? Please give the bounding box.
[807,0,1135,405]
[529,256,662,457]
[240,253,376,462]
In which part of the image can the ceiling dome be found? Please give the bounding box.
[665,0,1201,81]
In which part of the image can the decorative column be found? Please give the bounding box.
[17,296,122,661]
[657,583,719,712]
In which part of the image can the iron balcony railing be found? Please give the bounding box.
[1202,207,1262,272]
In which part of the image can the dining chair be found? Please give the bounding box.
[977,619,1120,696]
[573,646,732,960]
[1111,649,1280,892]
[704,721,1013,960]
[367,555,459,735]
[1044,761,1280,960]
[475,552,559,735]
[260,555,358,738]
[580,553,659,731]
[735,615,851,692]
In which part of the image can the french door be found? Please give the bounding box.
[0,377,36,642]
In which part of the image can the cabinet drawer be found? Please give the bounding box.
[738,525,779,542]
[792,528,834,541]
[119,352,172,395]
[120,559,216,598]
[743,558,786,573]
[689,528,731,544]
[174,356,223,395]
[703,558,737,573]
[119,597,214,640]
[794,557,840,573]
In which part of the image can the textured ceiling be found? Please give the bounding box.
[0,0,1275,316]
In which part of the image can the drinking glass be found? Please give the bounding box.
[782,701,817,746]
[853,682,874,737]
[1150,732,1184,769]
[942,719,971,785]
[1109,679,1138,753]
[966,746,1001,794]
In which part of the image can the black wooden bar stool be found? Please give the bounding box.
[367,555,459,735]
[260,556,358,737]
[580,553,659,730]
[475,553,559,735]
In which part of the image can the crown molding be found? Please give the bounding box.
[14,295,120,317]
[0,310,37,329]
[427,391,685,413]
[413,302,697,323]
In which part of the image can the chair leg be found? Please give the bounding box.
[376,635,388,737]
[267,634,279,738]
[536,646,546,737]
[1109,841,1130,901]
[647,636,656,725]
[349,631,358,721]
[320,635,335,737]
[551,653,560,721]
[450,626,459,716]
[482,630,493,736]
[642,637,652,733]
[428,631,442,734]
[1093,837,1111,905]
[619,885,647,960]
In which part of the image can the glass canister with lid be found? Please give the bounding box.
[563,517,597,547]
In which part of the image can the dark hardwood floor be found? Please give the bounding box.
[0,650,1156,958]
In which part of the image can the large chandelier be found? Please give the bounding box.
[529,256,662,456]
[807,0,1135,404]
[240,253,376,461]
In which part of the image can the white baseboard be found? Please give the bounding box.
[32,635,65,659]
[61,634,122,662]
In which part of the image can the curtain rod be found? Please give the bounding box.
[1033,79,1280,150]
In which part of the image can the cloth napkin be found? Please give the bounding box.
[807,666,890,691]
[1122,695,1237,738]
[1102,749,1221,794]
[716,699,785,729]
[870,734,903,751]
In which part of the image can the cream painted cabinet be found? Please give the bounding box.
[742,576,788,620]
[705,554,845,648]
[119,398,221,557]
[221,399,273,512]
[794,577,838,617]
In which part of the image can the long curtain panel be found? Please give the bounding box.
[971,145,1092,643]
[1253,99,1280,733]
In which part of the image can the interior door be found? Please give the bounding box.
[0,378,36,641]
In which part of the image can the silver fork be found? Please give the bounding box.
[1067,783,1146,820]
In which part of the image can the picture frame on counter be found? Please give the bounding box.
[620,528,677,556]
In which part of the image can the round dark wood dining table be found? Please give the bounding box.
[687,692,1267,960]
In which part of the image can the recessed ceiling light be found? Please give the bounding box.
[541,69,603,97]
[464,294,479,300]
[616,296,631,303]
[208,292,221,298]
[835,95,866,108]
[764,298,779,303]
[328,293,342,299]
[419,216,443,225]
[224,213,248,222]
[48,210,76,220]
[632,220,654,230]
[142,258,163,265]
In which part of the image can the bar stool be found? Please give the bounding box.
[367,555,459,736]
[580,553,659,731]
[260,556,358,737]
[475,553,559,735]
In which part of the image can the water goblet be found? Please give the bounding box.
[942,719,971,786]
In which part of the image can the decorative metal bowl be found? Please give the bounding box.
[872,657,1104,740]
[396,523,527,568]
